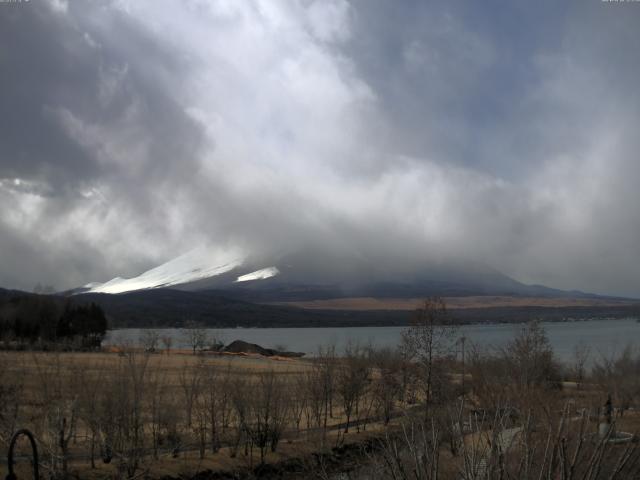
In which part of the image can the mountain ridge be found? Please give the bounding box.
[75,246,624,303]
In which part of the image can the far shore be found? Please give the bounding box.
[270,295,640,311]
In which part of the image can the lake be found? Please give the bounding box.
[105,317,640,364]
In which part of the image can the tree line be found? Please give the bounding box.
[0,294,107,348]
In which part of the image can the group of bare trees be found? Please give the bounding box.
[327,298,640,480]
[5,297,640,480]
[0,346,411,479]
[140,324,223,355]
[368,404,640,480]
[19,355,251,476]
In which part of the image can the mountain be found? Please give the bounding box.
[80,245,600,302]
[65,245,640,327]
[0,248,633,328]
[78,246,247,294]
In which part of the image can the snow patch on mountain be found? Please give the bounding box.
[85,246,246,294]
[236,267,279,283]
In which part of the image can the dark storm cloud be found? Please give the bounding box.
[0,5,101,192]
[0,0,210,287]
[342,0,598,177]
[1,0,640,296]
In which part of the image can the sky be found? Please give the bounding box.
[1,0,640,296]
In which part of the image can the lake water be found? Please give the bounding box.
[105,317,640,364]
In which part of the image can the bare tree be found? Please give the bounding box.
[336,342,370,433]
[76,361,106,468]
[193,374,208,460]
[161,335,173,354]
[305,367,325,431]
[370,403,640,480]
[460,406,640,480]
[290,373,309,435]
[229,375,249,459]
[467,345,512,413]
[141,329,160,353]
[218,363,234,435]
[178,360,203,429]
[147,367,170,460]
[469,327,562,419]
[32,353,79,479]
[201,363,222,453]
[373,417,442,480]
[503,321,558,392]
[314,344,337,438]
[183,321,208,355]
[98,351,151,478]
[571,341,591,390]
[401,297,458,417]
[245,370,289,463]
[370,347,403,425]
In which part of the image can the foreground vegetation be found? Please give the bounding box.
[2,298,640,479]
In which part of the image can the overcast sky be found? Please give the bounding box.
[1,0,640,296]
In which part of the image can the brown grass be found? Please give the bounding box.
[270,295,637,311]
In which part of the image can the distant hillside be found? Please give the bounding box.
[4,282,638,329]
[75,289,409,328]
[75,288,640,328]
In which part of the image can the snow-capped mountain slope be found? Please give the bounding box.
[84,246,259,294]
[236,267,280,282]
[79,244,600,301]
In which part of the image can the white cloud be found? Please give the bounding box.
[306,0,351,43]
[45,0,68,14]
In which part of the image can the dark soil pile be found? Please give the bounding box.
[223,340,304,358]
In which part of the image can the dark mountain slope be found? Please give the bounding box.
[76,288,409,328]
[177,256,602,303]
[74,288,640,328]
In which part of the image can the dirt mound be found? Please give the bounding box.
[223,340,304,358]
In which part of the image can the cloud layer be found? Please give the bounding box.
[1,0,639,296]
